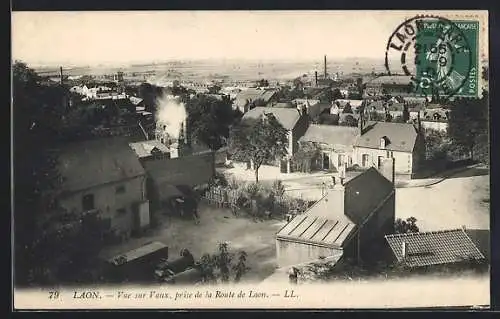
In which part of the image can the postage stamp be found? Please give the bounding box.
[385,15,480,100]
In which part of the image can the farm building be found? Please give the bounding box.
[276,159,396,268]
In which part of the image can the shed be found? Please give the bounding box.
[276,212,356,267]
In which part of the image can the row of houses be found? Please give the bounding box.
[242,105,425,179]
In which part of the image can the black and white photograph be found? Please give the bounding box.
[12,10,490,309]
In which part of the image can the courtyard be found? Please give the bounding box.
[99,203,286,283]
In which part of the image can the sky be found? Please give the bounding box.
[12,11,488,66]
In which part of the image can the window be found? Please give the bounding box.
[338,154,345,168]
[377,156,384,169]
[116,185,126,194]
[82,194,95,211]
[116,208,126,216]
[386,150,393,158]
[362,154,369,167]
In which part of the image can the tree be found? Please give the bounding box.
[257,79,269,87]
[340,114,358,127]
[317,113,339,125]
[13,61,69,285]
[208,84,221,94]
[198,242,249,284]
[447,92,488,163]
[229,114,288,182]
[342,103,353,114]
[394,217,420,234]
[292,142,322,173]
[186,95,234,151]
[332,88,343,101]
[424,128,450,161]
[402,105,410,122]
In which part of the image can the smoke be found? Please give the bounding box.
[155,93,187,140]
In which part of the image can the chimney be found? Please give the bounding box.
[402,241,407,260]
[315,71,318,87]
[60,66,64,85]
[379,157,395,185]
[324,55,327,79]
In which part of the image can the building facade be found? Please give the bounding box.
[57,138,149,240]
[353,120,425,178]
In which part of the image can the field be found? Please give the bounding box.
[33,57,388,83]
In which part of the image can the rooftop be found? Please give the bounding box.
[276,214,356,249]
[243,106,302,130]
[58,137,146,194]
[355,121,418,153]
[385,229,485,268]
[129,140,170,158]
[300,125,358,147]
[108,241,168,265]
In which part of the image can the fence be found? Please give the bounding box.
[202,185,311,220]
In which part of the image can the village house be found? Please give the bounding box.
[276,159,396,268]
[353,117,425,179]
[242,106,309,173]
[384,228,486,269]
[363,75,414,98]
[232,88,279,114]
[420,104,450,132]
[57,137,150,241]
[299,125,359,171]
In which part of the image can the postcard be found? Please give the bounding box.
[12,10,490,310]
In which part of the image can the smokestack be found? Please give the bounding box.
[324,55,327,80]
[379,157,395,185]
[402,241,407,260]
[60,66,64,85]
[315,71,318,87]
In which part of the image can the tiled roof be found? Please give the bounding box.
[354,121,418,153]
[234,89,276,108]
[300,125,358,147]
[129,140,170,158]
[276,214,356,248]
[242,107,301,130]
[58,137,146,194]
[385,229,485,268]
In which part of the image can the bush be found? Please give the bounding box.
[394,217,419,234]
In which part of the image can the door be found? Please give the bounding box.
[362,154,369,167]
[322,153,330,170]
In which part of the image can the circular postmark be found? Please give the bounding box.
[385,15,473,100]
